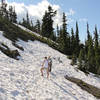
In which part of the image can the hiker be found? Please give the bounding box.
[48,56,52,72]
[40,57,49,78]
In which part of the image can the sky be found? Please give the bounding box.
[5,0,100,42]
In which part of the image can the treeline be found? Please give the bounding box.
[0,2,17,23]
[1,3,100,75]
[19,6,81,56]
[78,24,100,75]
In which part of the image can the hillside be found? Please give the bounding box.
[0,30,100,100]
[0,17,60,54]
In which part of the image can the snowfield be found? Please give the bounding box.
[0,31,100,100]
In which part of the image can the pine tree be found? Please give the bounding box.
[58,13,67,53]
[57,27,62,44]
[31,20,33,27]
[94,26,100,74]
[75,21,80,45]
[62,12,70,54]
[62,12,67,53]
[5,10,9,19]
[94,25,98,49]
[70,28,75,54]
[26,12,30,28]
[85,23,91,55]
[56,24,60,42]
[12,7,17,23]
[22,18,27,27]
[41,11,48,37]
[57,24,59,37]
[58,12,70,54]
[35,20,41,34]
[87,22,90,41]
[62,13,67,37]
[8,6,17,23]
[87,36,96,73]
[9,6,13,22]
[0,0,7,17]
[41,5,56,40]
[30,20,34,31]
[74,21,80,56]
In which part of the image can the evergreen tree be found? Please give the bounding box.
[31,20,33,27]
[58,12,70,54]
[57,24,59,37]
[83,25,100,74]
[87,22,90,40]
[70,28,75,54]
[22,18,27,27]
[12,7,17,23]
[85,23,91,55]
[21,12,31,29]
[30,20,34,31]
[26,12,30,25]
[57,27,62,44]
[41,5,56,40]
[41,11,48,37]
[8,6,17,23]
[62,12,70,54]
[26,12,30,28]
[62,13,67,37]
[9,6,13,22]
[94,25,99,49]
[62,12,67,53]
[75,21,80,45]
[74,21,80,56]
[56,24,60,42]
[87,36,96,73]
[35,20,41,34]
[94,26,100,74]
[5,10,9,19]
[0,0,7,17]
[58,13,67,53]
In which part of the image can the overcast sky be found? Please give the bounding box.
[6,0,100,42]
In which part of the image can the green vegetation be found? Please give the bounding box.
[78,24,100,75]
[41,5,56,41]
[0,2,17,23]
[0,16,35,42]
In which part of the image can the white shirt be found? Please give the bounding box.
[43,59,48,68]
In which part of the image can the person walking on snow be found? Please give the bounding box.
[40,57,49,78]
[48,56,52,72]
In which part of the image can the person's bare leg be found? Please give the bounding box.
[47,68,49,78]
[49,65,51,72]
[40,68,44,76]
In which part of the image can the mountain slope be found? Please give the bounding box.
[0,31,100,100]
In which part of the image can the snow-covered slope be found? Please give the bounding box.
[0,31,100,100]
